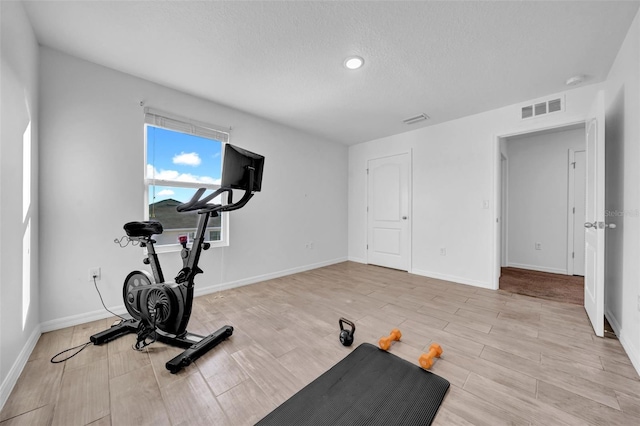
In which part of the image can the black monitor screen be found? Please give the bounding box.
[221,144,265,192]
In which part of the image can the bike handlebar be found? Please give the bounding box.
[176,188,207,212]
[176,167,256,214]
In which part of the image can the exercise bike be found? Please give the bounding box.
[91,144,264,374]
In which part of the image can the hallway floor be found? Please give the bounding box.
[499,267,584,306]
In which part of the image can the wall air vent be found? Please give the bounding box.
[548,98,562,113]
[534,102,547,116]
[521,96,564,120]
[403,113,429,125]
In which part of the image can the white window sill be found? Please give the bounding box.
[149,241,229,254]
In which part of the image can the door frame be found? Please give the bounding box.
[366,151,413,272]
[492,120,586,290]
[500,153,508,268]
[567,148,586,276]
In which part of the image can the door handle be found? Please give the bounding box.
[584,221,617,229]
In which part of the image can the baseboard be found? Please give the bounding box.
[618,331,640,377]
[507,262,567,275]
[605,308,640,376]
[605,308,622,336]
[193,257,347,297]
[39,257,348,333]
[40,306,129,333]
[347,256,366,264]
[411,268,493,290]
[0,325,41,411]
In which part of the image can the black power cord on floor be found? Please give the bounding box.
[50,275,127,364]
[50,341,91,363]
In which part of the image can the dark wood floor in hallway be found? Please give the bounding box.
[499,267,584,306]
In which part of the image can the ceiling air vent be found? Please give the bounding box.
[521,96,564,120]
[403,113,429,125]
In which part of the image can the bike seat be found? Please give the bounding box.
[124,221,163,237]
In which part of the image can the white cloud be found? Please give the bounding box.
[146,164,221,185]
[173,152,201,166]
[157,189,174,196]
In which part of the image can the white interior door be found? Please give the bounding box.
[367,153,410,271]
[573,150,586,276]
[584,91,605,337]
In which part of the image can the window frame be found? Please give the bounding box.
[143,108,230,252]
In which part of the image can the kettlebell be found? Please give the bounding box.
[339,317,356,346]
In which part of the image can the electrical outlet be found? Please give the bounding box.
[89,267,101,282]
[535,242,542,250]
[440,247,446,256]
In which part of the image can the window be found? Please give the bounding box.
[144,108,230,248]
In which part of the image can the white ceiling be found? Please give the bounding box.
[22,1,640,145]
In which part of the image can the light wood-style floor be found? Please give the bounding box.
[2,262,639,425]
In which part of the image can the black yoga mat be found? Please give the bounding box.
[256,343,450,425]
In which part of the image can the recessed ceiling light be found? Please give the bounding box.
[344,56,364,70]
[565,74,585,86]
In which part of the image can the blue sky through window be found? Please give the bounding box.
[147,125,223,205]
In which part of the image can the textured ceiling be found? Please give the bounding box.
[22,1,640,145]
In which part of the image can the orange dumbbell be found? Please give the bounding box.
[378,328,402,351]
[418,343,443,369]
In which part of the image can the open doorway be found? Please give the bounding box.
[498,123,586,305]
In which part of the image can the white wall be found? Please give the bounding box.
[38,47,348,329]
[349,84,600,289]
[603,10,640,374]
[0,0,41,409]
[505,127,585,274]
